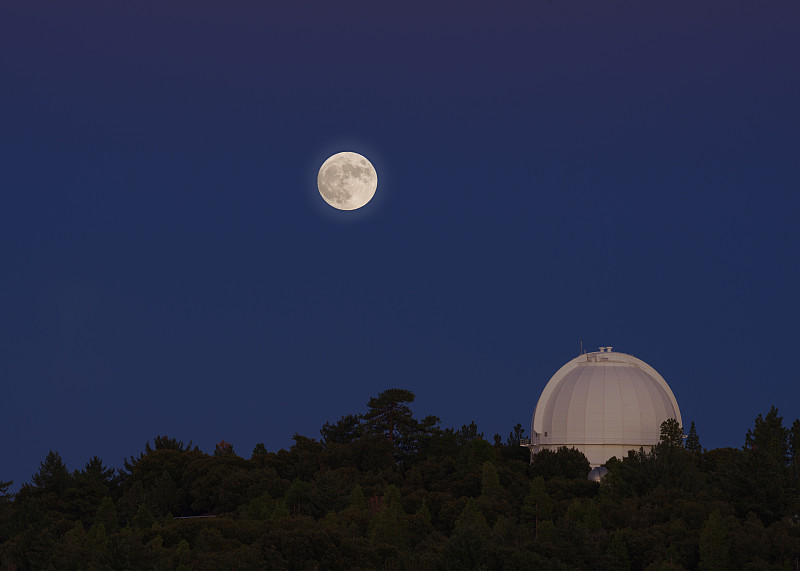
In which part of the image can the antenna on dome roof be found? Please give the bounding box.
[580,339,584,355]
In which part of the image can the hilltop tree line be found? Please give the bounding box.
[1,389,800,570]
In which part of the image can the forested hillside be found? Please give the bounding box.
[1,389,799,570]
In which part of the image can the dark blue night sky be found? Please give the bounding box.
[2,1,798,491]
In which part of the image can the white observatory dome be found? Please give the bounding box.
[529,347,681,467]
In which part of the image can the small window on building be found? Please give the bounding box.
[544,432,547,437]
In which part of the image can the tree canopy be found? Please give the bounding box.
[1,395,799,570]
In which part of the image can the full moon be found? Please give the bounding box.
[317,152,378,210]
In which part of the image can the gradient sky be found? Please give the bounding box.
[2,1,798,491]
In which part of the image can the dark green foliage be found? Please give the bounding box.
[321,413,364,445]
[243,491,273,521]
[440,525,488,571]
[606,419,701,496]
[2,398,800,569]
[65,456,119,527]
[529,446,591,480]
[607,530,631,571]
[281,433,324,481]
[698,509,730,570]
[479,461,502,502]
[0,481,12,502]
[790,418,800,479]
[363,388,416,444]
[213,439,235,456]
[31,450,70,491]
[507,422,526,446]
[148,435,194,453]
[251,442,268,458]
[94,496,119,531]
[659,418,684,448]
[742,406,793,523]
[745,406,789,465]
[284,478,313,516]
[77,456,117,495]
[685,421,702,454]
[176,538,192,570]
[120,439,208,518]
[132,503,156,529]
[455,421,483,446]
[520,476,553,540]
[369,485,407,548]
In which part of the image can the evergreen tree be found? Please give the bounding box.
[440,525,488,571]
[407,500,435,549]
[479,462,502,501]
[148,435,193,453]
[507,423,526,447]
[32,450,71,494]
[363,389,418,453]
[369,485,406,548]
[5,389,800,569]
[698,510,730,570]
[152,436,196,452]
[251,442,268,458]
[5,515,56,570]
[788,418,800,480]
[0,480,12,503]
[244,491,273,521]
[685,421,702,454]
[284,478,313,516]
[271,498,290,519]
[348,484,368,512]
[213,439,235,456]
[122,435,198,480]
[131,503,156,529]
[454,498,490,538]
[529,446,591,480]
[520,477,553,540]
[743,406,791,522]
[151,470,178,516]
[309,468,350,515]
[93,496,118,531]
[284,433,324,480]
[476,461,505,526]
[175,538,192,571]
[658,418,684,449]
[320,414,363,445]
[0,480,13,545]
[455,421,483,446]
[60,520,89,567]
[407,414,442,458]
[607,530,630,570]
[651,418,700,490]
[79,456,116,489]
[745,406,789,465]
[68,456,117,524]
[21,450,73,515]
[443,501,491,571]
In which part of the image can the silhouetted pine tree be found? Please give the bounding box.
[685,421,702,454]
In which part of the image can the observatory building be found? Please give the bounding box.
[524,347,681,467]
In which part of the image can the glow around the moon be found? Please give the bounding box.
[317,152,377,210]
